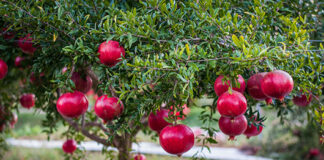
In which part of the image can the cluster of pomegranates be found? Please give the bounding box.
[215,70,296,140]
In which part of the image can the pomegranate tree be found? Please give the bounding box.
[217,90,247,117]
[247,72,272,104]
[0,58,8,79]
[159,124,194,156]
[98,40,125,67]
[148,109,171,133]
[56,91,88,118]
[20,93,35,109]
[71,71,93,93]
[219,115,248,140]
[62,139,77,154]
[94,96,124,121]
[261,70,294,101]
[214,75,246,96]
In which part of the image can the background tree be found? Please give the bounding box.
[0,0,323,160]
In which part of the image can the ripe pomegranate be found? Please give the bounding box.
[244,123,263,139]
[56,91,88,118]
[98,40,125,67]
[14,56,25,67]
[247,73,272,104]
[134,154,146,160]
[62,139,77,154]
[214,75,246,96]
[219,115,248,140]
[71,71,93,93]
[94,96,124,121]
[148,109,171,133]
[18,34,36,55]
[20,93,36,109]
[217,90,247,117]
[0,59,8,79]
[10,113,18,128]
[159,124,194,156]
[261,70,294,101]
[169,104,191,120]
[308,148,320,157]
[2,28,15,40]
[293,94,312,107]
[30,72,45,84]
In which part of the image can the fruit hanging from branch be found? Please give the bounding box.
[159,124,194,156]
[247,72,272,104]
[94,96,124,122]
[219,115,248,140]
[98,40,125,67]
[217,90,247,117]
[148,109,171,133]
[17,34,36,55]
[0,58,8,79]
[62,139,77,154]
[14,56,25,67]
[133,154,146,160]
[56,91,88,118]
[71,71,93,94]
[214,75,246,96]
[261,70,294,101]
[293,94,312,107]
[20,93,36,109]
[244,118,263,139]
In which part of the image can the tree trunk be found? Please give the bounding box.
[117,133,132,160]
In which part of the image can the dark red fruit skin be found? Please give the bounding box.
[293,94,312,107]
[134,154,146,160]
[159,124,194,156]
[71,72,93,94]
[217,91,247,117]
[2,28,15,40]
[18,34,36,55]
[0,59,8,79]
[94,96,124,121]
[247,72,272,104]
[98,40,125,67]
[14,56,25,67]
[20,93,35,109]
[62,139,77,154]
[244,123,263,139]
[56,91,88,118]
[308,148,320,157]
[214,75,246,96]
[219,115,248,140]
[148,109,171,133]
[261,70,294,101]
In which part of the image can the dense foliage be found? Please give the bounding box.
[0,0,323,159]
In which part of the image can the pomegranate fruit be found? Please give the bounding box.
[244,123,263,139]
[219,115,248,140]
[10,113,18,128]
[159,124,194,156]
[98,40,125,67]
[148,109,171,133]
[217,90,247,117]
[261,70,294,101]
[293,94,312,107]
[169,104,191,120]
[62,139,77,154]
[14,56,25,67]
[308,148,320,157]
[2,28,15,40]
[247,72,272,104]
[56,91,88,118]
[0,58,8,79]
[71,71,93,93]
[20,93,35,109]
[134,154,146,160]
[214,75,246,96]
[18,34,36,55]
[94,96,124,121]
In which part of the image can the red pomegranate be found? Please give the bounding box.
[30,72,45,84]
[159,124,194,156]
[247,73,272,104]
[14,56,25,67]
[219,115,248,140]
[244,123,263,139]
[308,148,320,157]
[169,104,191,120]
[261,70,294,101]
[18,34,36,55]
[217,90,247,117]
[20,93,36,109]
[71,71,93,93]
[62,139,77,154]
[134,154,146,160]
[293,94,312,107]
[94,96,124,121]
[148,109,171,133]
[56,91,88,118]
[214,75,246,96]
[10,113,18,128]
[0,59,8,79]
[2,28,15,40]
[98,40,125,67]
